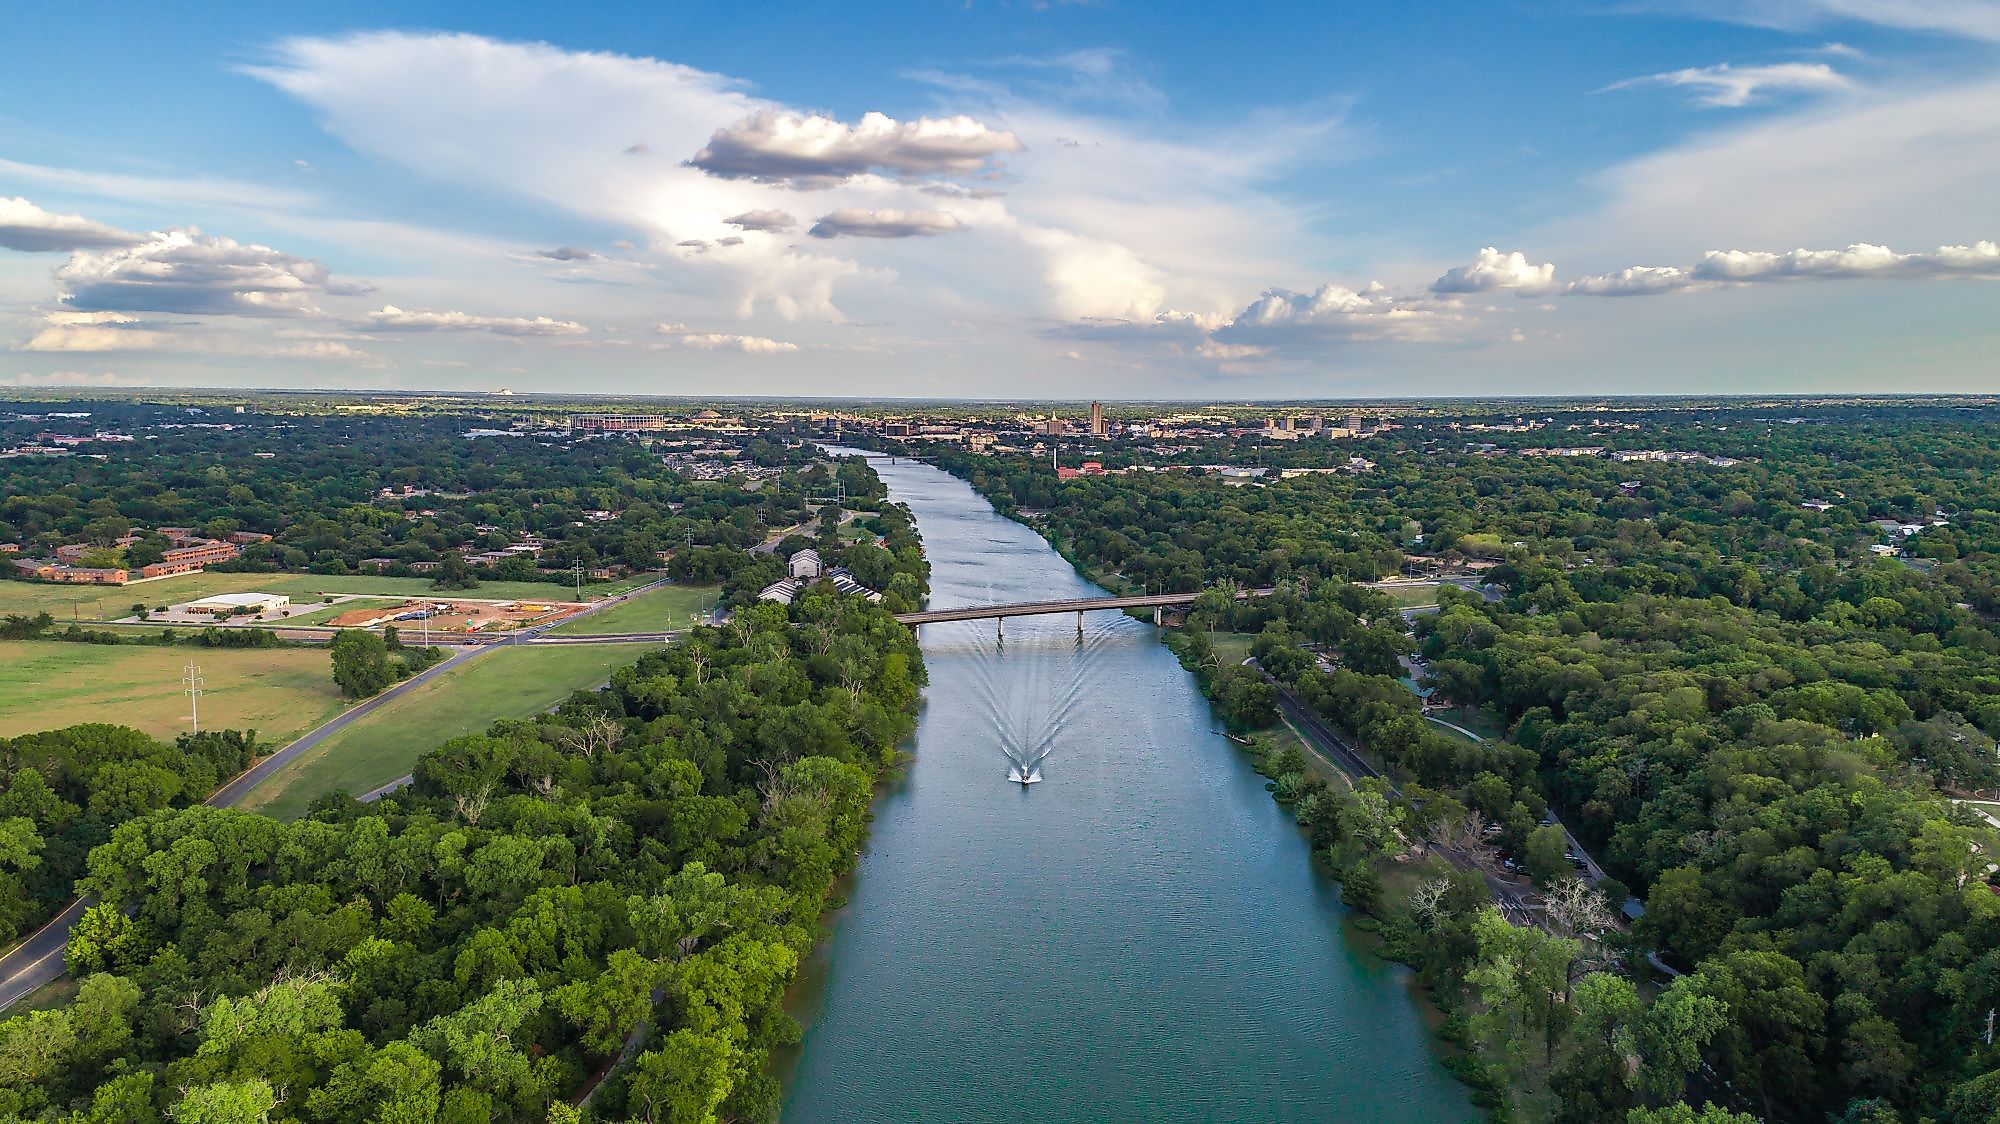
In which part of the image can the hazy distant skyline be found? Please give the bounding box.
[3,0,1999,398]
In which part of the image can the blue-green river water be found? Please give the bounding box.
[781,452,1477,1123]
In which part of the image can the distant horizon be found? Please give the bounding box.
[4,384,1999,412]
[4,1,2000,395]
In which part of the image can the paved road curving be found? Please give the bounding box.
[0,576,680,1012]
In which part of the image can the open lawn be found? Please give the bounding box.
[1209,631,1257,667]
[0,640,344,747]
[1361,582,1453,607]
[1434,705,1510,741]
[0,570,651,623]
[237,641,658,820]
[546,583,719,636]
[279,597,408,626]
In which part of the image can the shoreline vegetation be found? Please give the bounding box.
[967,484,1525,1111]
[0,461,931,1123]
[909,420,2000,1124]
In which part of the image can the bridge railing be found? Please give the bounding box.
[893,588,1271,625]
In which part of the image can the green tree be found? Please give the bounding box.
[1521,823,1572,887]
[628,1030,735,1124]
[431,552,479,590]
[1687,950,1826,1118]
[168,1079,278,1124]
[1626,1106,1758,1124]
[330,629,397,699]
[1635,975,1727,1104]
[1465,907,1581,1083]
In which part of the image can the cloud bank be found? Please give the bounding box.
[56,229,341,316]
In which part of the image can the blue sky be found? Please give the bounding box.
[2,0,1998,397]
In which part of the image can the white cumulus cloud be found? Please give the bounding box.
[674,331,799,353]
[362,305,588,335]
[1566,240,2000,294]
[55,229,342,316]
[1431,247,1558,294]
[808,209,963,239]
[688,110,1023,187]
[0,197,139,252]
[21,311,169,352]
[722,209,798,232]
[1212,282,1464,347]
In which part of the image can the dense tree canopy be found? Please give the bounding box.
[950,399,2000,1122]
[0,586,923,1124]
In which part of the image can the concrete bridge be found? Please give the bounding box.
[895,588,1273,636]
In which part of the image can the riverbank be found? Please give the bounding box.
[782,452,1475,1123]
[953,471,1516,1114]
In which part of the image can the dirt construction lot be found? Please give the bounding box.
[325,598,585,633]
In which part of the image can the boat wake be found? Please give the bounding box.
[963,591,1127,788]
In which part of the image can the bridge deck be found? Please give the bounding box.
[894,588,1271,625]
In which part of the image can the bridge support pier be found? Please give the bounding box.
[1077,610,1084,636]
[996,616,1004,642]
[1153,606,1163,627]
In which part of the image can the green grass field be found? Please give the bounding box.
[1431,705,1510,742]
[1364,582,1451,607]
[236,641,659,820]
[0,640,345,746]
[272,597,408,626]
[1208,631,1257,667]
[0,570,652,623]
[545,583,719,636]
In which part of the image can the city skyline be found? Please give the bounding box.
[4,1,2000,397]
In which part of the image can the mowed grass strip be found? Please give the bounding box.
[237,642,659,820]
[279,598,409,627]
[0,571,653,623]
[545,583,719,636]
[0,640,345,747]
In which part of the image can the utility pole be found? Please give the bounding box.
[572,562,586,603]
[182,661,204,734]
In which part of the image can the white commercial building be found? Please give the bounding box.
[186,592,291,616]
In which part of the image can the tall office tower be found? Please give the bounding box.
[1090,401,1106,436]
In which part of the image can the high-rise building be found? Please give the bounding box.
[1090,401,1106,436]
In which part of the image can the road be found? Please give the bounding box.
[1420,712,1609,886]
[0,575,679,1012]
[749,507,856,554]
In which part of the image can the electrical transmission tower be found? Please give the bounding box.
[182,661,204,734]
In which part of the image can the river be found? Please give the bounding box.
[781,452,1477,1123]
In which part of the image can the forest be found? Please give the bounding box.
[0,725,257,949]
[932,401,2000,1123]
[0,402,816,583]
[0,587,925,1124]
